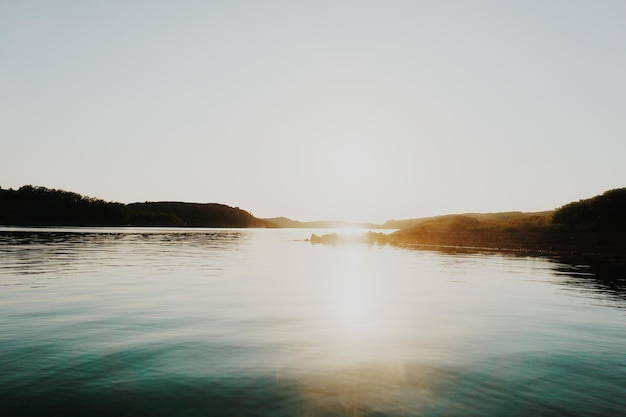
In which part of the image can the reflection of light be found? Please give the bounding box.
[304,243,422,370]
[291,244,443,414]
[336,275,365,323]
[329,245,374,335]
[297,361,439,415]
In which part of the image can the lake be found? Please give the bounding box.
[1,227,624,416]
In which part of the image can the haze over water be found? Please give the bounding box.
[1,227,624,416]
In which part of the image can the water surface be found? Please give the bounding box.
[1,227,624,416]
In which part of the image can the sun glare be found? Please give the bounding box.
[328,245,376,334]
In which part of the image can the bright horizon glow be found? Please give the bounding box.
[2,1,625,224]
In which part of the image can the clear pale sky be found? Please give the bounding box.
[2,1,625,223]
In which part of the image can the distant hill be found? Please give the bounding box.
[263,216,381,229]
[0,185,276,228]
[382,211,554,230]
[268,211,554,230]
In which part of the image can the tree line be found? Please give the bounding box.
[551,188,626,231]
[0,185,274,228]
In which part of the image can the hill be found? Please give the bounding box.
[551,188,626,231]
[390,212,552,251]
[382,211,553,230]
[0,185,276,228]
[127,202,274,227]
[0,185,125,226]
[263,216,380,229]
[312,188,626,259]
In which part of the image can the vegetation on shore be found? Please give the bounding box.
[311,188,626,259]
[2,184,625,258]
[0,185,275,228]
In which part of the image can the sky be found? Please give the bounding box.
[2,1,625,223]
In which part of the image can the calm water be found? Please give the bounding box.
[1,227,624,416]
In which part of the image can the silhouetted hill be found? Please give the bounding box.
[0,185,125,226]
[0,185,276,228]
[312,188,626,259]
[551,188,626,231]
[128,202,275,227]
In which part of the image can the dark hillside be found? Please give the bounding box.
[387,189,626,257]
[0,185,125,226]
[127,202,275,227]
[0,185,276,228]
[551,188,626,231]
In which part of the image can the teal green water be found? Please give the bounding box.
[1,227,624,416]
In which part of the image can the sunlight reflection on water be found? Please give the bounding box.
[0,227,625,416]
